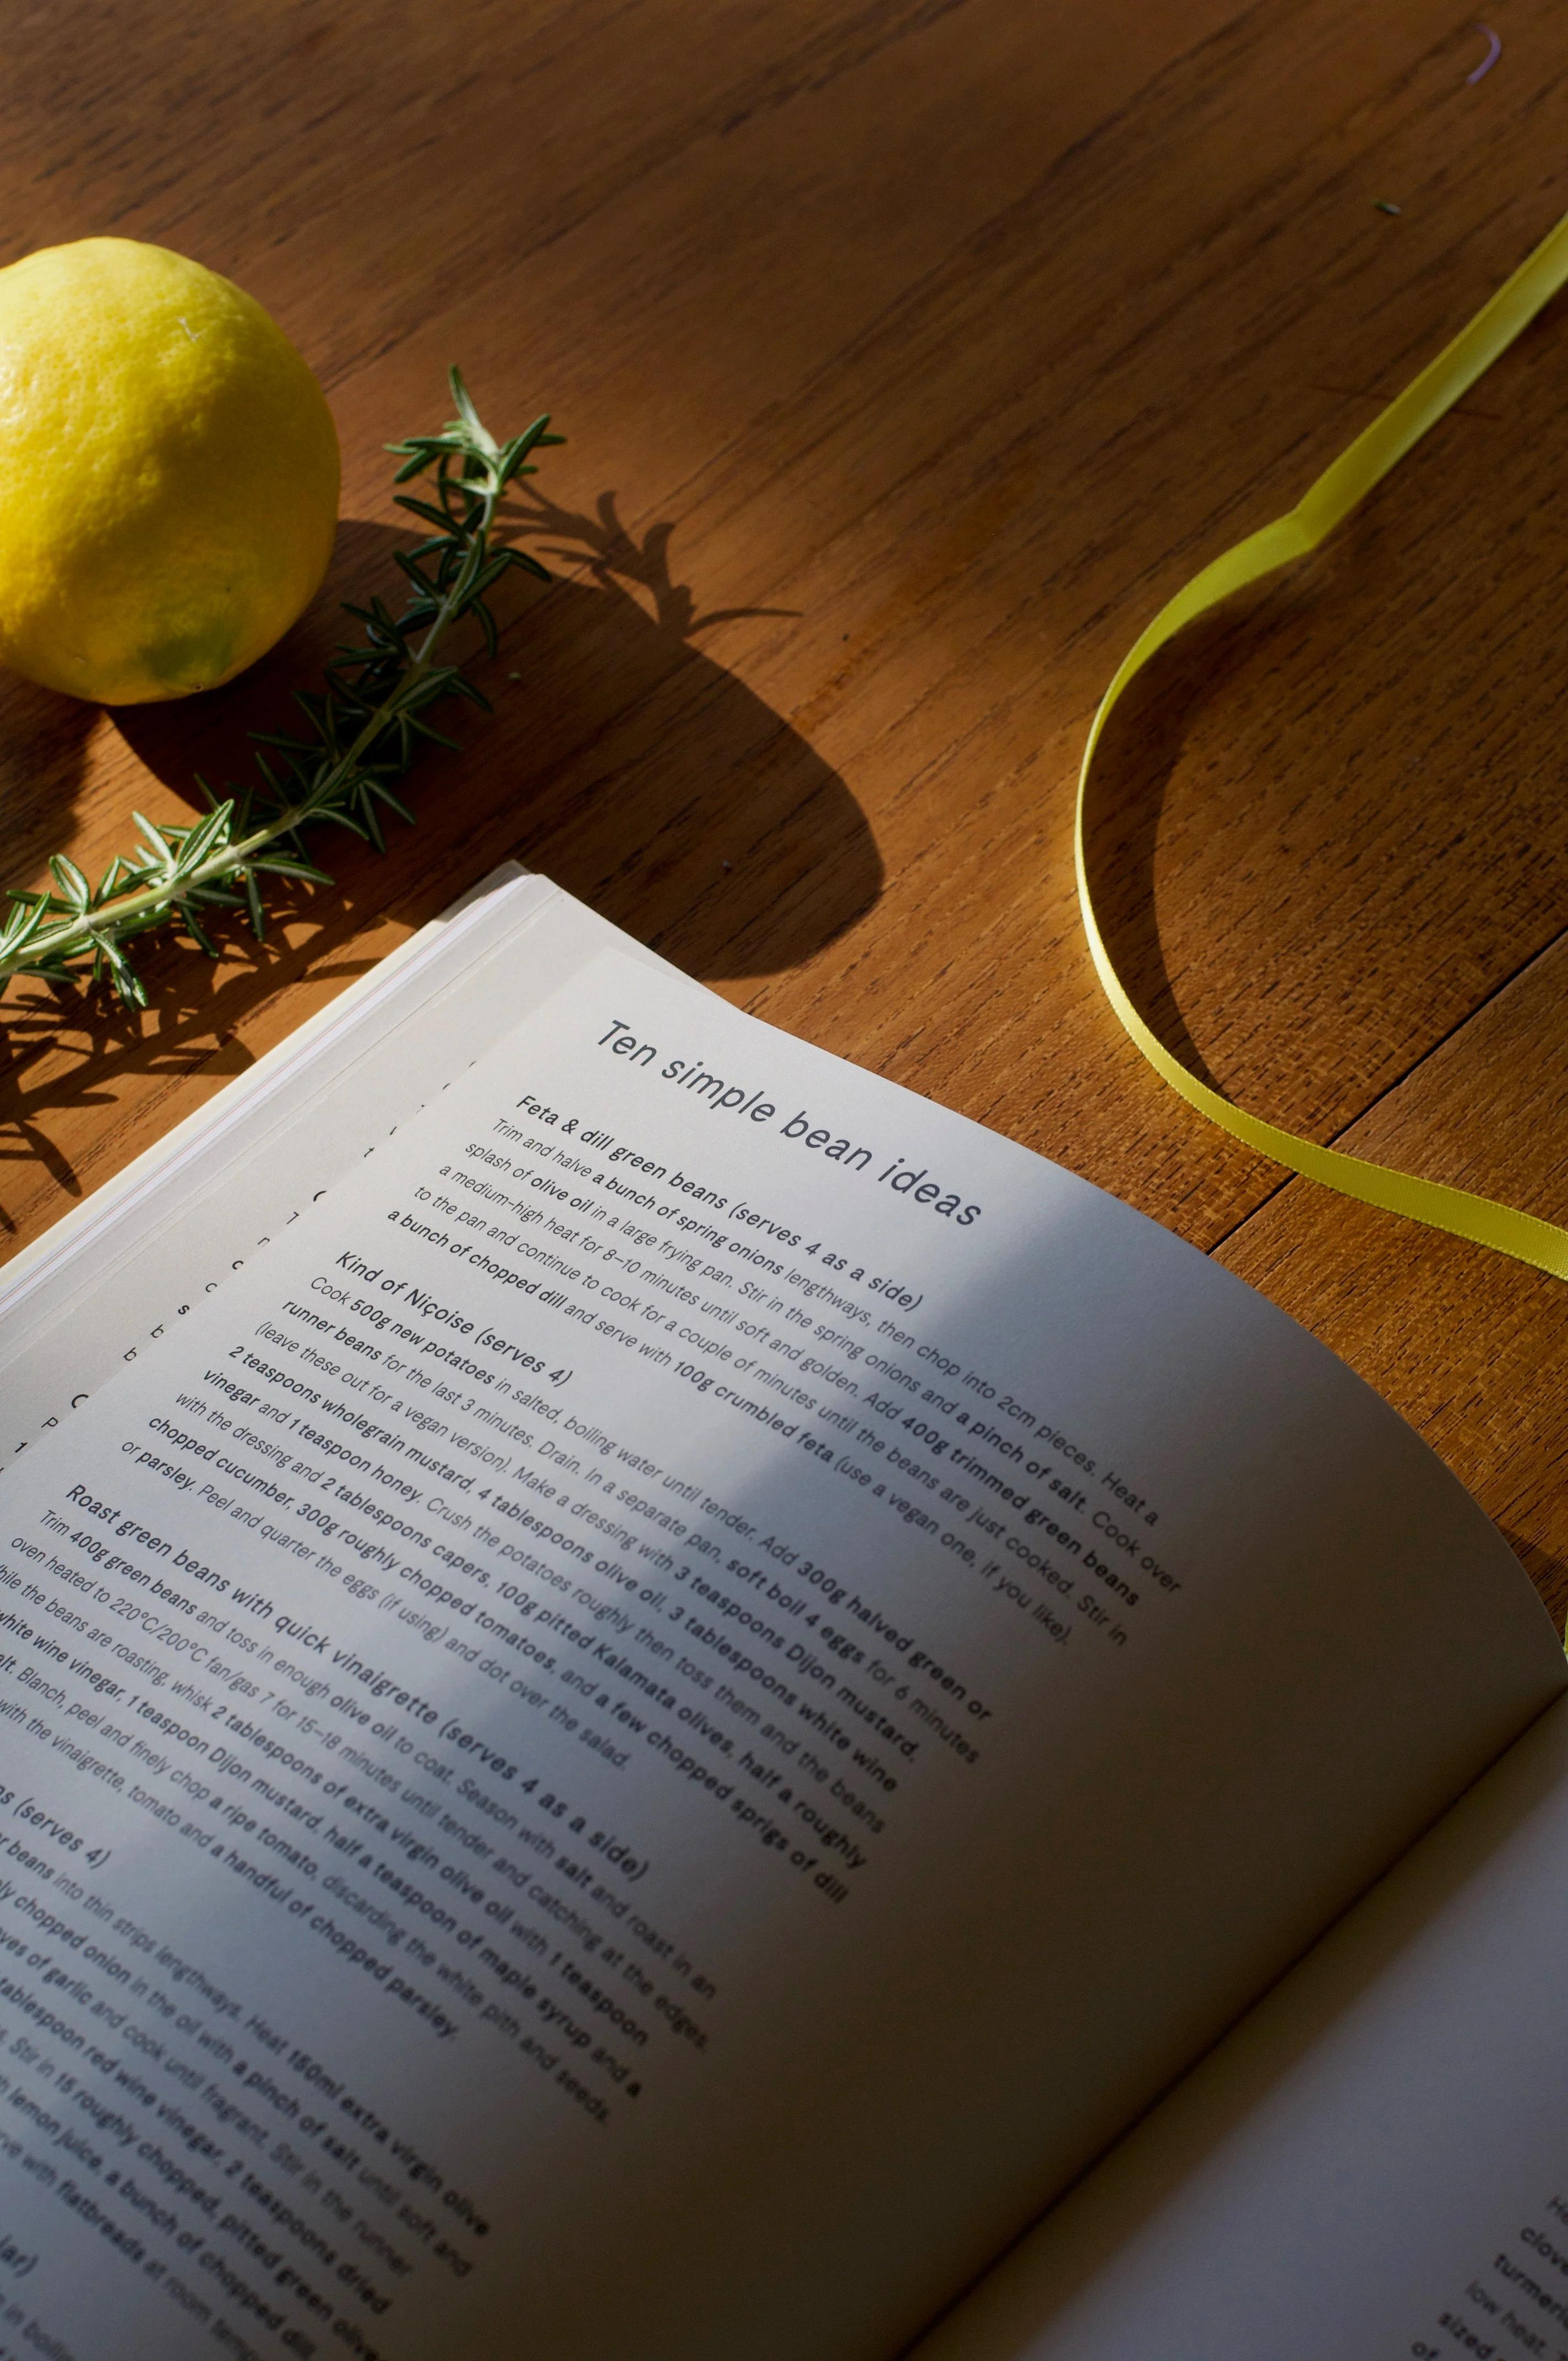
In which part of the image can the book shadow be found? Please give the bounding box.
[0,503,878,1201]
[1499,1528,1568,1636]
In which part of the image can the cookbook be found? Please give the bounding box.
[0,869,1560,2360]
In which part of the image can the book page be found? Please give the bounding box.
[912,1688,1568,2361]
[0,871,684,1461]
[0,929,1556,2360]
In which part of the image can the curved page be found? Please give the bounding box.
[911,1691,1568,2360]
[0,935,1556,2360]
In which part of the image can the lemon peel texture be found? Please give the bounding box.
[0,237,340,704]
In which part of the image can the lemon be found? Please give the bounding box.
[0,237,339,704]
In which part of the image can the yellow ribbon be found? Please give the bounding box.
[1076,208,1568,1280]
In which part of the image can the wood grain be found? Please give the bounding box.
[3,0,1568,1615]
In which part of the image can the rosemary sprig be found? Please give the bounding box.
[0,368,560,1011]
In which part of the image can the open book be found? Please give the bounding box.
[0,868,1562,2361]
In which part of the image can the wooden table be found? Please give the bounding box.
[4,0,1567,1620]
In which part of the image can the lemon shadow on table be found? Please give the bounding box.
[0,503,878,1208]
[0,671,99,888]
[115,498,879,981]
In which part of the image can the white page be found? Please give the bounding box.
[0,873,685,1461]
[0,930,1556,2361]
[912,1687,1568,2361]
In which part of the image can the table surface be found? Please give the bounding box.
[3,0,1567,1624]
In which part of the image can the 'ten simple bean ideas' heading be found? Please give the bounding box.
[596,1019,983,1228]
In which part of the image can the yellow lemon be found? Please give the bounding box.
[0,237,339,704]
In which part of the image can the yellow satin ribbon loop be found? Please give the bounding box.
[1076,208,1568,1280]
